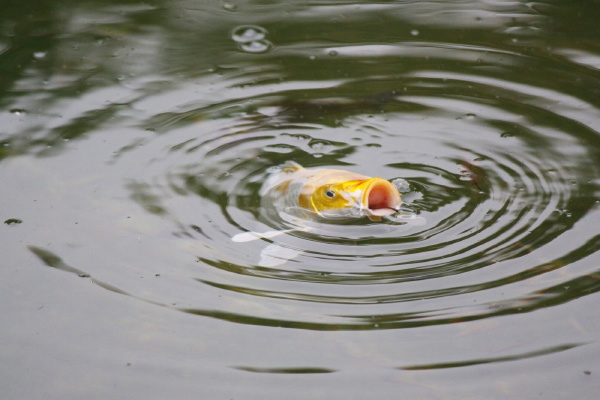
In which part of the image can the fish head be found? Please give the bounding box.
[304,177,402,221]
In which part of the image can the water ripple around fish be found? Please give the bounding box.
[109,40,600,331]
[2,4,600,397]
[8,1,598,337]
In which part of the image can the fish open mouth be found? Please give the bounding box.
[361,178,402,220]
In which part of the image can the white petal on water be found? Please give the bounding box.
[232,229,289,242]
[231,231,264,242]
[258,244,303,267]
[261,230,293,239]
[231,228,308,242]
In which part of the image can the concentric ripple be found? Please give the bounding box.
[99,36,600,331]
[2,2,600,397]
[11,2,595,335]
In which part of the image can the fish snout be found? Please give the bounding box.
[360,178,402,221]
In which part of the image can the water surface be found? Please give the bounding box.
[1,1,599,398]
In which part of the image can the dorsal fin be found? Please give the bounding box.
[280,160,303,173]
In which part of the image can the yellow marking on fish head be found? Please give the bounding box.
[299,177,402,221]
[301,180,362,213]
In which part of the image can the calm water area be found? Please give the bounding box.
[1,0,599,398]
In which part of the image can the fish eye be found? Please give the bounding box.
[324,189,336,198]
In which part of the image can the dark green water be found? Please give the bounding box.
[1,1,599,398]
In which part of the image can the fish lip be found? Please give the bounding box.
[360,178,402,217]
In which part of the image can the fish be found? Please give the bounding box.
[232,161,410,267]
[260,161,402,222]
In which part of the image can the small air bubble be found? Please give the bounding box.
[10,109,26,115]
[500,132,514,138]
[239,40,272,53]
[410,29,419,36]
[328,50,338,57]
[232,25,267,43]
[222,2,237,11]
[391,179,411,193]
[309,55,316,60]
[33,51,47,59]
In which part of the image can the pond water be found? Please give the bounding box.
[1,0,599,398]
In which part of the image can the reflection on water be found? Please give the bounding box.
[1,0,600,398]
